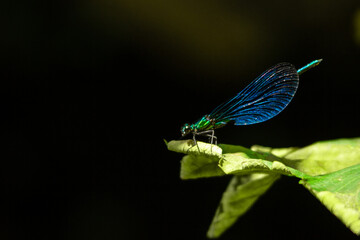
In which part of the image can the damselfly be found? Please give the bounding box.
[180,59,322,145]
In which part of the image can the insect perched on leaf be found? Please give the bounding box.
[180,59,322,145]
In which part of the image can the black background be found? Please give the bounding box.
[2,0,360,239]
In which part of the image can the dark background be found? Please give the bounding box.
[1,0,360,239]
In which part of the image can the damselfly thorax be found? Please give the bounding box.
[181,115,230,145]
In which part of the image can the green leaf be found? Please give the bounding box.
[252,138,360,176]
[180,154,225,179]
[250,145,299,158]
[207,173,280,238]
[167,140,222,156]
[301,164,360,235]
[219,152,308,179]
[167,138,360,237]
[217,143,309,179]
[167,140,224,179]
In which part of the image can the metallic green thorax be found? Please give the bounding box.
[180,115,230,137]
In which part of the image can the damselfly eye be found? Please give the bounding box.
[180,124,191,137]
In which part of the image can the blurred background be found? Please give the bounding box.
[1,0,360,239]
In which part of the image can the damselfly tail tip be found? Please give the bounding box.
[314,59,323,65]
[310,59,323,67]
[297,58,323,75]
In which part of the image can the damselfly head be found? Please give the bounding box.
[180,123,192,137]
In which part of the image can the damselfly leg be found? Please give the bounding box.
[185,130,218,153]
[195,130,217,145]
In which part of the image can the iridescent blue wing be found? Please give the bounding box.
[209,62,299,125]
